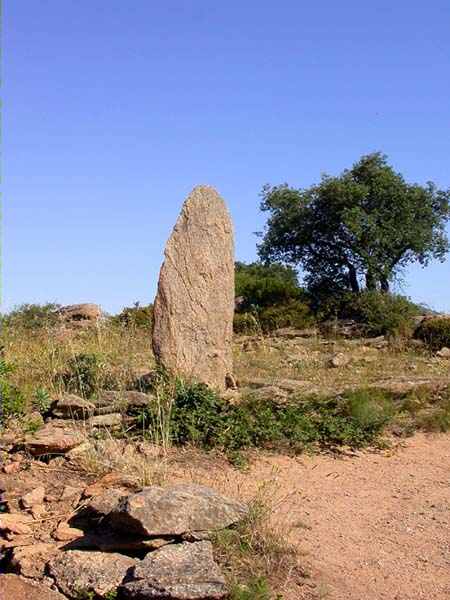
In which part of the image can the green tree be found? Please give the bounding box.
[258,153,450,295]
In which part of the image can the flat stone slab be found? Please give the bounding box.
[109,483,248,537]
[24,423,86,456]
[0,574,67,600]
[120,541,227,599]
[52,394,95,419]
[48,550,135,598]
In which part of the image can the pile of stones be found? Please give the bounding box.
[0,483,248,599]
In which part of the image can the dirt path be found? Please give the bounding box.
[246,434,450,600]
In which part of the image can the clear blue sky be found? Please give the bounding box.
[4,1,450,314]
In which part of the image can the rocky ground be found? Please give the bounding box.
[1,319,450,598]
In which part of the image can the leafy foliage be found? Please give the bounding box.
[2,303,61,330]
[259,153,450,295]
[0,361,25,421]
[111,302,153,329]
[60,352,103,398]
[415,317,450,350]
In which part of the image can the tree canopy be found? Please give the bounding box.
[258,153,450,296]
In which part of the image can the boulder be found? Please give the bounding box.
[0,575,67,600]
[152,186,235,391]
[0,513,33,536]
[58,303,102,323]
[120,541,227,599]
[53,522,84,542]
[109,483,247,537]
[329,352,351,368]
[48,550,135,598]
[24,424,86,456]
[52,394,95,419]
[93,390,153,414]
[88,413,123,428]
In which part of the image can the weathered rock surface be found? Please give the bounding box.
[0,513,33,535]
[152,185,235,391]
[11,543,60,579]
[120,541,227,600]
[58,303,102,323]
[21,485,45,509]
[24,423,86,456]
[93,390,153,414]
[48,550,135,598]
[0,574,67,600]
[329,352,351,368]
[88,413,123,428]
[437,347,450,358]
[52,394,95,419]
[109,483,247,537]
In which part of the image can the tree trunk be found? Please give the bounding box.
[348,265,360,293]
[366,270,377,291]
[380,277,390,293]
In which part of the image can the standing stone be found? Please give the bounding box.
[152,186,234,391]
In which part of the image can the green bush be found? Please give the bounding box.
[233,313,260,335]
[235,262,305,311]
[138,381,396,453]
[415,317,450,350]
[61,352,103,398]
[318,291,422,337]
[258,300,312,332]
[0,360,25,421]
[2,303,61,330]
[111,303,153,329]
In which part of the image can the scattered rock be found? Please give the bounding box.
[120,541,227,600]
[250,385,289,404]
[329,352,351,368]
[21,486,46,509]
[83,472,138,498]
[3,461,22,474]
[52,394,95,419]
[48,550,135,598]
[436,347,450,358]
[109,483,248,537]
[94,390,153,414]
[0,574,67,600]
[152,185,235,391]
[24,423,86,456]
[11,543,60,579]
[53,522,84,542]
[0,514,33,536]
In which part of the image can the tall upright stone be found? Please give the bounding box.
[152,186,234,391]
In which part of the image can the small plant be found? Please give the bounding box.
[230,577,273,600]
[0,361,26,422]
[33,387,52,415]
[61,352,103,398]
[104,591,118,600]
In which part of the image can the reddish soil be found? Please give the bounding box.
[248,433,450,600]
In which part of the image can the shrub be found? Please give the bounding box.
[2,303,61,330]
[0,360,25,421]
[235,262,305,312]
[233,313,260,335]
[258,300,312,332]
[60,352,103,398]
[318,291,422,337]
[111,303,153,329]
[415,317,450,350]
[138,381,396,453]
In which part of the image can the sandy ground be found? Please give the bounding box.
[244,434,450,600]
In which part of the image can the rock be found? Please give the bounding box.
[11,543,60,579]
[94,390,153,414]
[273,327,318,339]
[3,461,22,474]
[24,423,86,456]
[83,472,138,498]
[120,541,227,600]
[58,303,102,323]
[52,394,95,419]
[0,574,67,600]
[21,486,46,509]
[152,185,235,391]
[85,488,129,519]
[53,522,84,542]
[48,550,135,598]
[31,504,47,519]
[436,347,450,358]
[250,385,289,404]
[88,413,123,428]
[329,352,351,368]
[0,513,33,535]
[109,483,247,537]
